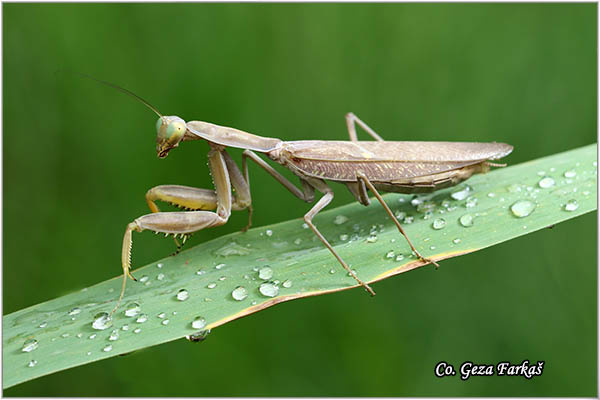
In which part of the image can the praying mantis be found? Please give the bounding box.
[103,79,513,312]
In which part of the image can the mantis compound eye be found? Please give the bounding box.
[156,116,186,158]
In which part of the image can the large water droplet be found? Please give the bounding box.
[21,338,39,353]
[186,329,211,342]
[157,263,163,269]
[27,360,38,368]
[538,177,555,188]
[564,170,577,178]
[68,307,81,316]
[333,215,349,225]
[259,282,279,297]
[103,344,113,352]
[176,289,189,301]
[511,200,536,218]
[258,267,273,280]
[265,229,273,237]
[432,218,446,230]
[124,302,141,317]
[136,314,148,323]
[191,317,207,330]
[232,286,248,301]
[92,312,112,330]
[451,185,472,200]
[459,214,474,227]
[564,199,579,211]
[161,319,170,326]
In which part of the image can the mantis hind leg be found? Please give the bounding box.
[345,112,384,142]
[356,172,440,268]
[303,178,375,296]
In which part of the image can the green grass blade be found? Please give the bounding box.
[3,144,596,389]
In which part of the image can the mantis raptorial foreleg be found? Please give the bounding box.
[345,112,384,142]
[356,172,440,268]
[115,145,239,313]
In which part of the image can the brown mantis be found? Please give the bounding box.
[107,81,513,312]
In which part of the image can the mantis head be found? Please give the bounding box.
[156,116,186,158]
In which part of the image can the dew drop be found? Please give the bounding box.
[258,267,273,280]
[453,238,461,244]
[136,314,148,323]
[207,282,217,289]
[186,329,211,342]
[510,200,536,218]
[564,170,577,178]
[139,275,149,283]
[538,176,555,188]
[564,199,579,211]
[215,263,225,270]
[403,216,414,224]
[157,263,163,269]
[88,334,97,339]
[68,307,81,316]
[27,360,38,368]
[385,250,395,259]
[340,234,349,241]
[487,192,496,198]
[259,282,279,297]
[265,229,273,237]
[329,269,336,274]
[334,215,349,225]
[38,322,48,328]
[121,325,129,331]
[432,218,446,230]
[176,289,189,301]
[294,238,302,245]
[21,339,39,353]
[282,280,293,288]
[459,214,475,227]
[133,328,142,334]
[465,197,478,208]
[218,276,227,281]
[61,333,69,338]
[191,316,208,331]
[161,319,170,326]
[507,183,522,193]
[76,333,83,338]
[86,352,92,356]
[157,312,166,319]
[196,269,206,276]
[302,223,309,229]
[395,254,404,262]
[108,330,119,341]
[103,344,112,352]
[92,312,112,330]
[157,273,165,281]
[124,302,141,317]
[451,185,472,200]
[366,234,378,243]
[232,286,248,301]
[395,211,406,220]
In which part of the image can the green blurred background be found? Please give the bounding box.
[3,3,596,396]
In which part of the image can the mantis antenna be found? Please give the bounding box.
[63,70,164,118]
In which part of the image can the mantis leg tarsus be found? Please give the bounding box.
[357,172,440,269]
